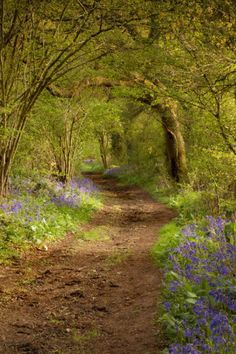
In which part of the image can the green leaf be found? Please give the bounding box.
[186,291,197,298]
[186,298,197,304]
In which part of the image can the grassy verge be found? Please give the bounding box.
[161,217,236,353]
[0,176,101,264]
[80,161,104,173]
[151,222,181,267]
[104,166,236,353]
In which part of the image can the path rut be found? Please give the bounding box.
[0,174,174,354]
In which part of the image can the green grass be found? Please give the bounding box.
[80,162,104,173]
[75,226,110,241]
[118,170,151,187]
[151,222,181,267]
[0,195,102,264]
[47,313,65,326]
[72,329,100,343]
[106,250,132,266]
[117,169,176,205]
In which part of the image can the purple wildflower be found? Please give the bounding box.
[163,216,236,353]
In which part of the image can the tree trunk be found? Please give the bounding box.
[0,83,48,196]
[98,133,108,169]
[155,102,188,182]
[111,133,124,162]
[0,156,9,196]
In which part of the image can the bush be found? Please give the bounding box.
[168,190,213,222]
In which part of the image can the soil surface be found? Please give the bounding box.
[0,174,174,354]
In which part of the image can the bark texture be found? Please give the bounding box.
[155,102,188,182]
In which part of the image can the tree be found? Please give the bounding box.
[147,0,236,156]
[107,0,236,181]
[34,94,86,182]
[86,99,122,169]
[0,0,142,195]
[56,73,188,181]
[87,8,189,181]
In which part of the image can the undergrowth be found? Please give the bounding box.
[162,217,236,353]
[151,222,181,267]
[104,166,236,353]
[80,160,104,173]
[0,175,101,263]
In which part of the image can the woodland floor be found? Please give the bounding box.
[0,173,174,354]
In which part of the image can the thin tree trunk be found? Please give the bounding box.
[0,157,9,196]
[98,133,108,169]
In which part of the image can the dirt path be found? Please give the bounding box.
[0,174,174,354]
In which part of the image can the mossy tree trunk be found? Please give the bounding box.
[155,102,188,182]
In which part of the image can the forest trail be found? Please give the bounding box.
[0,174,174,354]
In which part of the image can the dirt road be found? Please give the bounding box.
[0,174,174,354]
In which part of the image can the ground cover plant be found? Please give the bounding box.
[109,166,236,353]
[0,175,101,263]
[161,216,236,353]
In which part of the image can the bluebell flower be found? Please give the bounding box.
[164,216,236,353]
[163,301,171,311]
[168,280,181,292]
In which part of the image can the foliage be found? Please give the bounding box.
[1,0,234,206]
[104,166,129,177]
[76,226,110,242]
[0,2,235,350]
[33,94,86,180]
[86,99,123,168]
[168,190,211,222]
[80,160,104,173]
[0,0,151,194]
[0,175,101,263]
[110,161,236,353]
[151,222,181,267]
[161,216,236,353]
